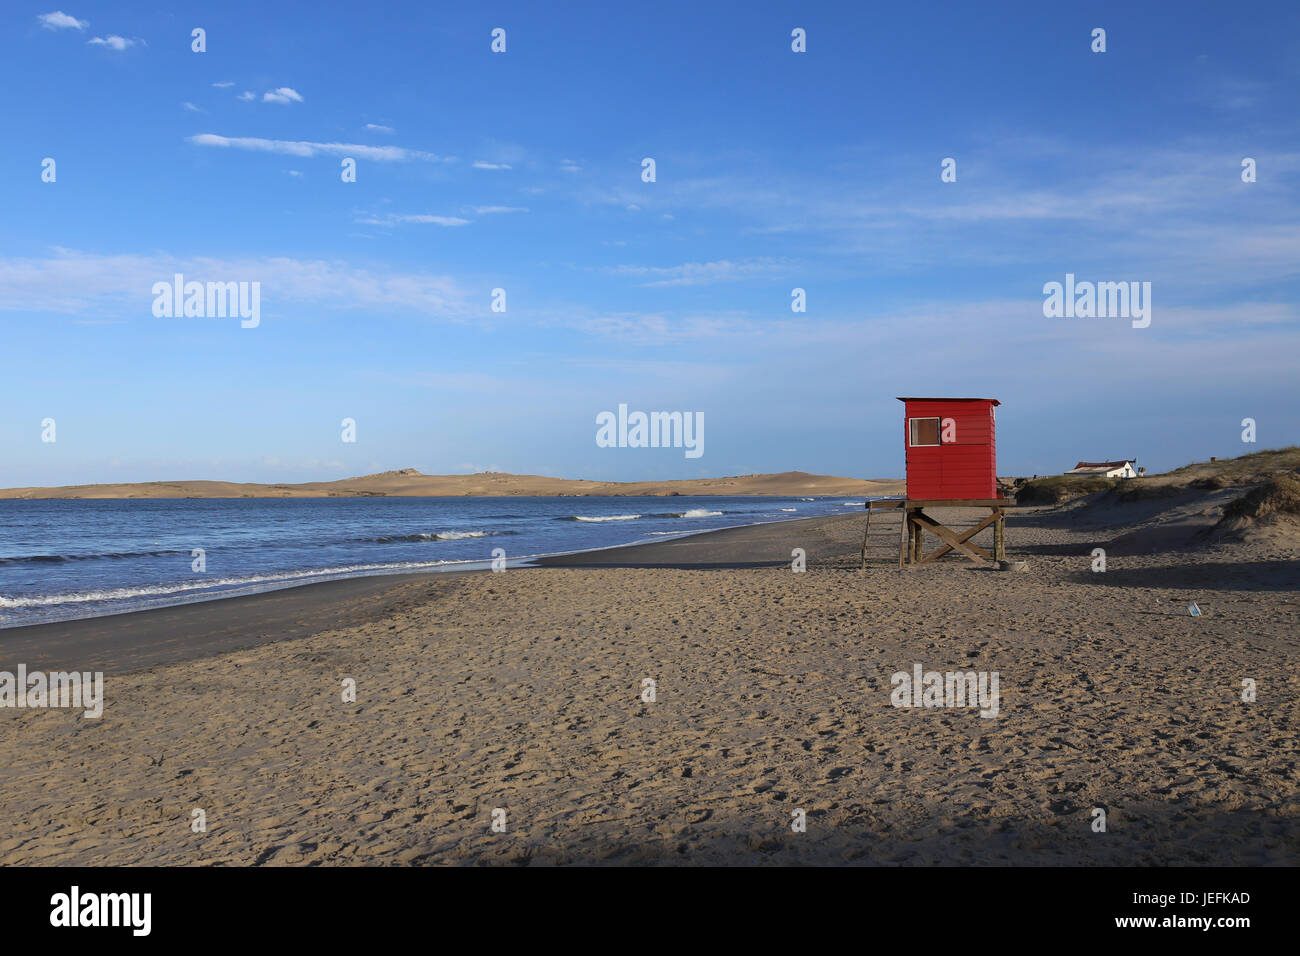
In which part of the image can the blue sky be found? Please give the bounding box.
[2,0,1298,486]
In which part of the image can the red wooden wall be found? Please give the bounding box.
[899,398,1000,500]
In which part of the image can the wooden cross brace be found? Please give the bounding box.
[910,509,1001,564]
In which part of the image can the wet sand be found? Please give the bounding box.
[0,573,467,674]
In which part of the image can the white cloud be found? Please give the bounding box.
[572,140,1300,295]
[285,170,303,177]
[560,160,581,173]
[38,11,87,30]
[468,205,528,215]
[357,213,472,227]
[182,102,203,113]
[237,91,255,101]
[608,257,793,287]
[188,133,448,164]
[0,248,477,320]
[557,309,754,345]
[364,123,395,134]
[263,87,304,104]
[212,81,235,88]
[88,35,141,51]
[1188,74,1267,112]
[472,161,511,170]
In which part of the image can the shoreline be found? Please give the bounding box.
[0,512,863,674]
[0,571,472,674]
[1,506,868,638]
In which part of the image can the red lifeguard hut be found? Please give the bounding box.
[861,397,1011,567]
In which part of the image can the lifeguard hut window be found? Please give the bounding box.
[909,417,941,447]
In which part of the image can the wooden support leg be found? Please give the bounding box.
[860,508,871,569]
[994,512,1005,560]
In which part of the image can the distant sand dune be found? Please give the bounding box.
[0,469,902,500]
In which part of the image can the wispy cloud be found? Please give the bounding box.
[182,101,203,113]
[237,91,255,101]
[212,80,235,88]
[552,308,757,345]
[88,35,141,51]
[364,123,394,134]
[188,133,448,163]
[1186,70,1269,112]
[571,140,1300,293]
[262,87,304,104]
[0,249,477,319]
[37,11,87,30]
[472,161,511,170]
[356,213,472,227]
[467,205,528,215]
[608,257,794,287]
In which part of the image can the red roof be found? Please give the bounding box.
[897,397,1000,405]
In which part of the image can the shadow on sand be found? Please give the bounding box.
[1064,560,1300,592]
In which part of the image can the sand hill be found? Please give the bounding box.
[1205,474,1300,546]
[0,469,902,500]
[1022,449,1300,555]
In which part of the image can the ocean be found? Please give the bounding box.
[0,495,872,628]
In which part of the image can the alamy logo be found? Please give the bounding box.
[152,273,261,328]
[0,665,103,718]
[596,404,704,459]
[50,886,150,936]
[890,662,1000,718]
[1042,273,1151,328]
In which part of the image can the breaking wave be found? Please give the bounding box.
[366,530,516,543]
[0,559,472,610]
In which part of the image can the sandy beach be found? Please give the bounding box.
[1,482,1297,867]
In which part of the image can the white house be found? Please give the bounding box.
[1066,459,1139,479]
